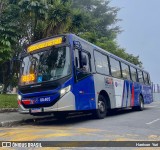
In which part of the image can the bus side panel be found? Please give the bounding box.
[94,74,116,109]
[113,78,125,108]
[71,35,96,111]
[133,83,153,106]
[132,82,142,106]
[142,85,153,104]
[113,79,138,108]
[122,80,137,108]
[73,75,96,111]
[93,75,152,109]
[116,80,142,108]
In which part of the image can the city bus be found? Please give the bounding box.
[17,34,153,119]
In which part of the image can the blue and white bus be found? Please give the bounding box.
[18,34,153,119]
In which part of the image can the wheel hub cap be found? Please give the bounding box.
[98,101,105,113]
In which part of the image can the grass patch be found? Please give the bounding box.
[0,94,17,108]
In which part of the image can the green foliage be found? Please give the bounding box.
[0,94,17,108]
[43,0,72,37]
[0,2,22,92]
[71,0,142,66]
[72,0,120,39]
[0,2,22,62]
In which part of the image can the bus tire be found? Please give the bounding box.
[137,95,144,111]
[54,112,68,121]
[93,95,107,119]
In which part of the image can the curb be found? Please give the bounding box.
[0,108,18,113]
[0,120,25,127]
[0,116,54,127]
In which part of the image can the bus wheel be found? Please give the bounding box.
[93,95,107,119]
[54,112,68,121]
[137,95,144,111]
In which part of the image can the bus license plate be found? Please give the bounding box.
[31,108,42,113]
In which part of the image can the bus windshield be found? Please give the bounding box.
[20,46,71,86]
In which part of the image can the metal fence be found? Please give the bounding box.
[152,83,160,93]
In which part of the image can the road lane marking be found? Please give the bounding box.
[146,118,160,125]
[0,127,103,141]
[148,135,158,139]
[145,105,158,108]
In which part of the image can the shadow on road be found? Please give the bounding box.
[25,107,151,127]
[107,107,149,117]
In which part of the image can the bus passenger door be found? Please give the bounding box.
[73,49,96,111]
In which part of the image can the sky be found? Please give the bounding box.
[110,0,160,84]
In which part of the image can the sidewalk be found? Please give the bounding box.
[0,112,53,127]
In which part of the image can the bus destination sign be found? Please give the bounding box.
[27,37,63,53]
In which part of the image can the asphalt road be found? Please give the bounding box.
[0,101,160,150]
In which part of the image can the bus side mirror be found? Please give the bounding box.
[81,53,87,66]
[73,41,82,50]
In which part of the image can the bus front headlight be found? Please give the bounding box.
[60,85,71,97]
[17,94,22,100]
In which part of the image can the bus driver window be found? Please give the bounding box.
[74,49,91,80]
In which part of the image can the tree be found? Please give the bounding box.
[18,0,48,42]
[42,0,72,37]
[0,0,142,92]
[72,0,120,39]
[72,0,142,66]
[0,2,22,93]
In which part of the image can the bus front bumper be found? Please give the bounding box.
[18,91,75,114]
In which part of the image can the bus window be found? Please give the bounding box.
[109,57,121,78]
[143,72,149,85]
[81,52,90,72]
[94,51,110,75]
[75,49,90,72]
[137,70,144,83]
[130,67,138,82]
[121,62,130,80]
[75,49,80,69]
[74,49,91,80]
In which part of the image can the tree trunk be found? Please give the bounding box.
[1,61,12,94]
